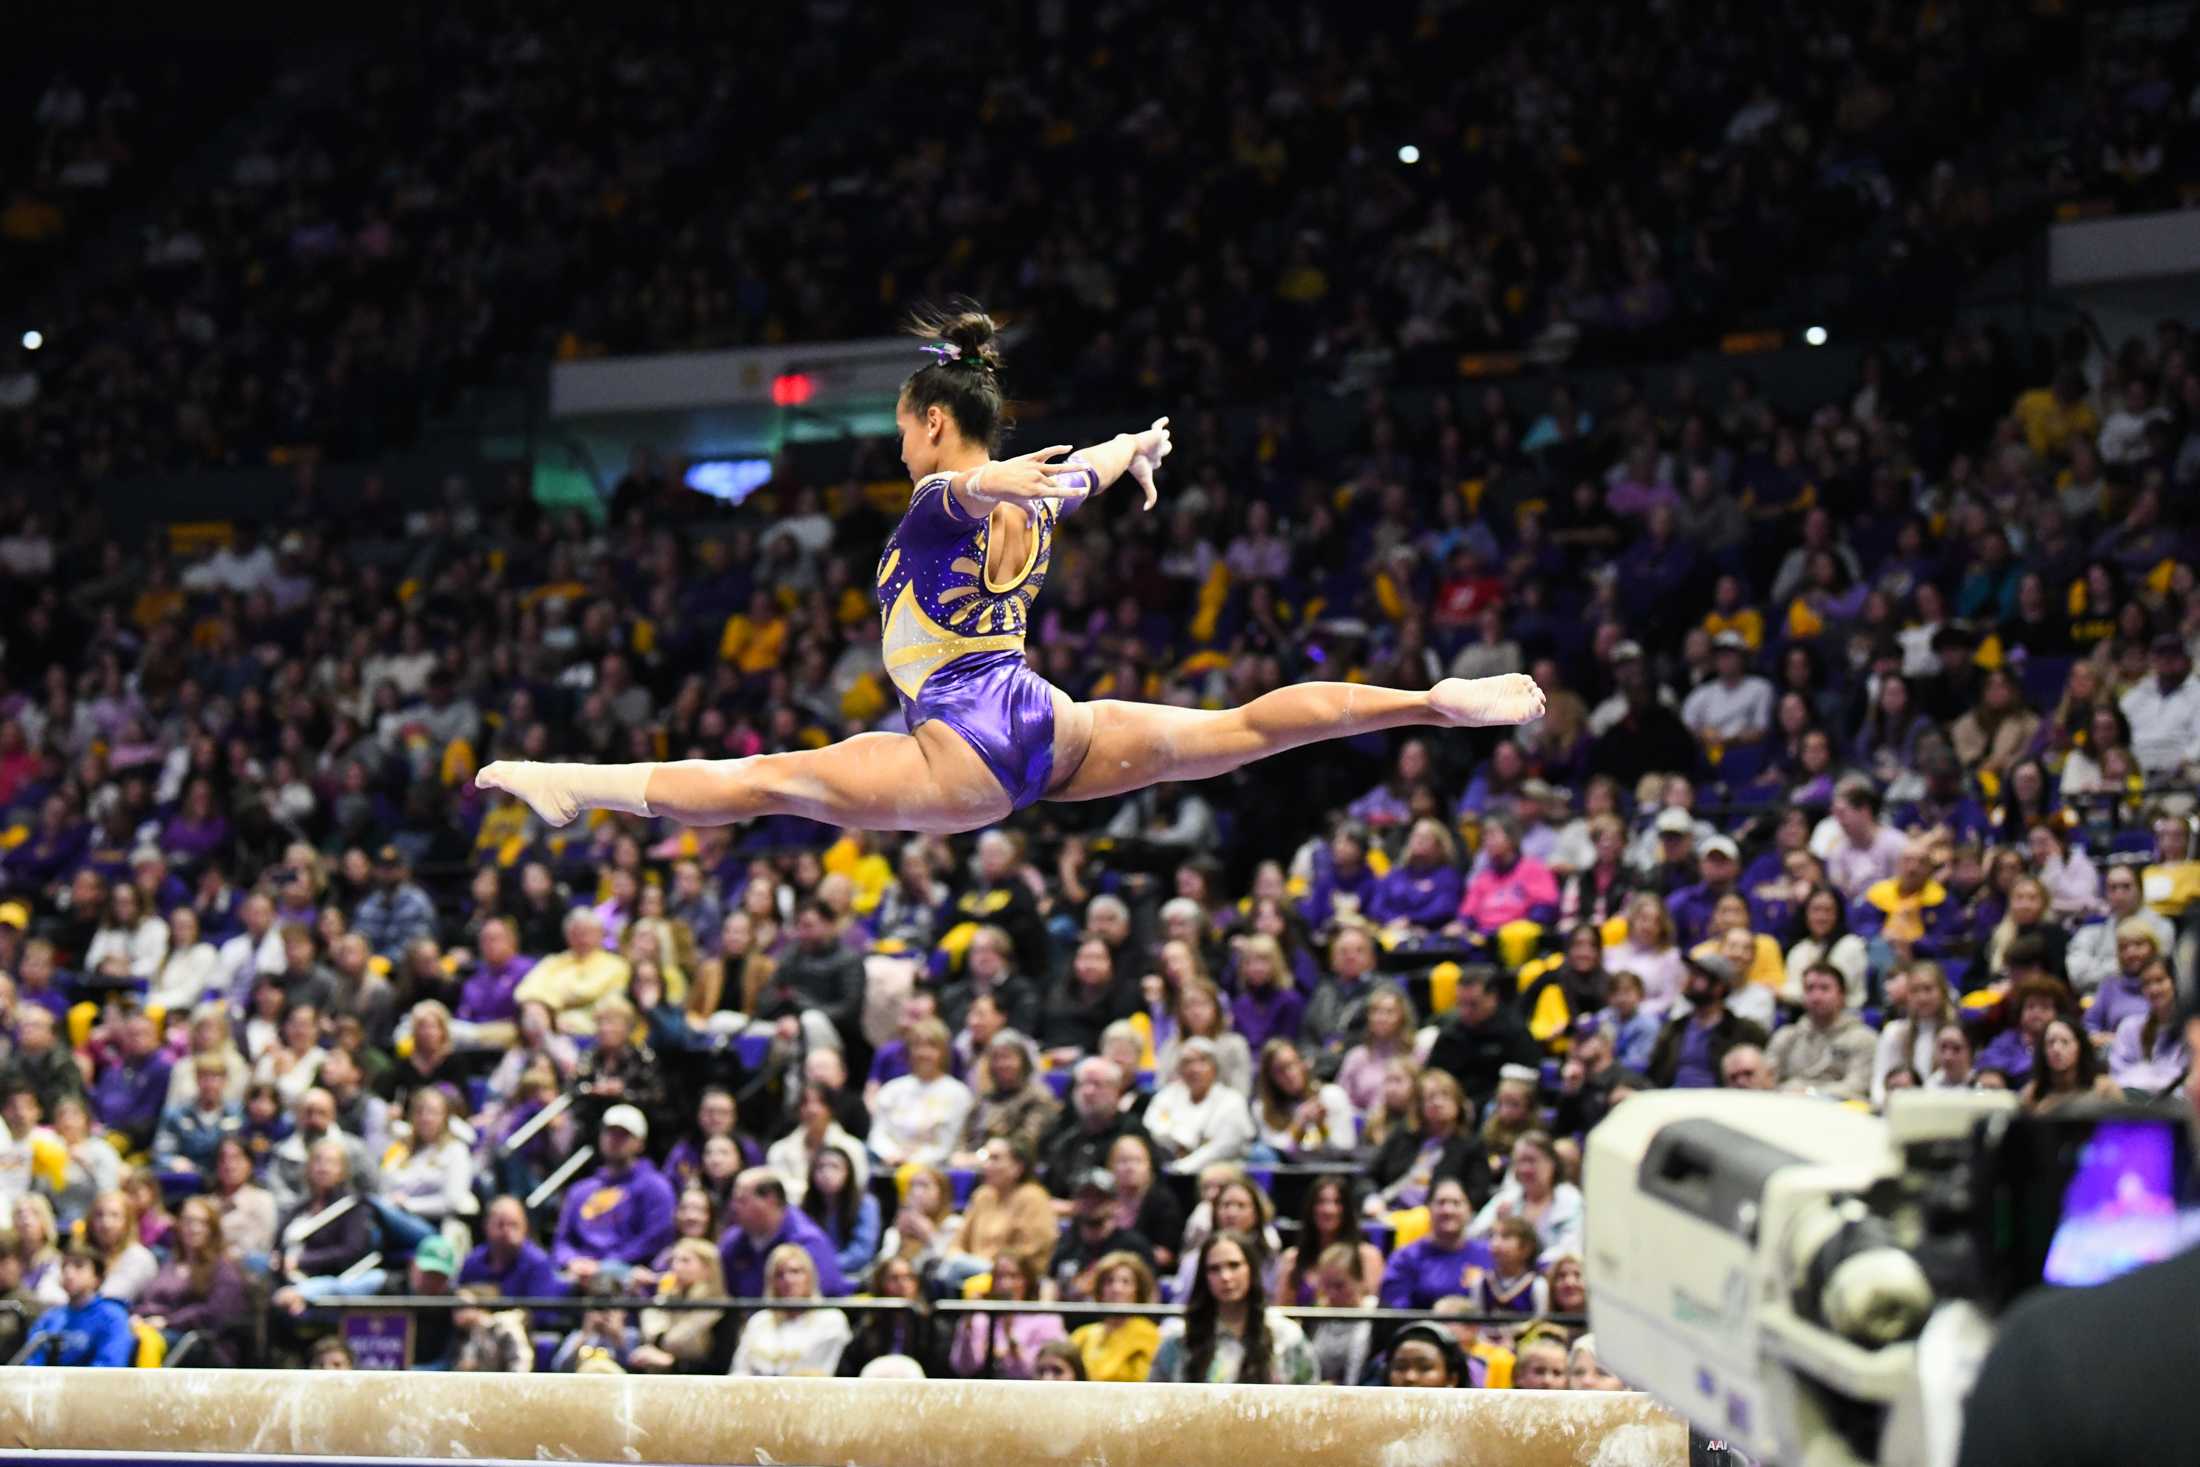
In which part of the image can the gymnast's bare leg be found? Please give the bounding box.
[476,723,1014,834]
[475,673,1542,831]
[1046,673,1545,803]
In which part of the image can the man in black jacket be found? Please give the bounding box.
[758,900,865,1051]
[938,925,1040,1037]
[1038,1057,1148,1199]
[1424,966,1542,1118]
[1646,953,1769,1089]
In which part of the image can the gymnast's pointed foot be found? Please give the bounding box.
[1429,674,1546,728]
[476,760,656,827]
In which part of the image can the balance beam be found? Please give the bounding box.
[0,1369,1686,1467]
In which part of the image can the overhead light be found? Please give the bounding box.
[1397,145,1421,165]
[1804,326,1828,347]
[19,331,41,351]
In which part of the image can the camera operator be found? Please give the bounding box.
[1956,998,2200,1467]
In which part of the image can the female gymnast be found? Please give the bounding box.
[477,308,1544,835]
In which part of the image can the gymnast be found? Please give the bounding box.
[477,307,1545,835]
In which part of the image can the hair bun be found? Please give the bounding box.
[911,301,1004,373]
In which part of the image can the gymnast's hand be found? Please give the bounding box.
[1123,416,1171,510]
[964,445,1076,505]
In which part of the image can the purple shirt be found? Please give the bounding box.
[1977,1028,2036,1086]
[1672,1020,1718,1089]
[90,1050,173,1138]
[457,954,537,1025]
[1232,984,1305,1053]
[1368,864,1464,928]
[867,1039,912,1088]
[1378,1236,1479,1310]
[459,1240,565,1301]
[551,1159,677,1270]
[2085,973,2152,1038]
[718,1205,849,1299]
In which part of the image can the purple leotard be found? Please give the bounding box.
[874,471,1093,809]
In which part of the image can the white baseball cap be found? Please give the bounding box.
[602,1104,649,1140]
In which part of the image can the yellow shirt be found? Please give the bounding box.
[1690,933,1785,990]
[1071,1317,1161,1383]
[2011,386,2100,460]
[513,949,633,1033]
[1702,608,1764,651]
[718,612,787,674]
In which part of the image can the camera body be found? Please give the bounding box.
[1584,1090,2198,1466]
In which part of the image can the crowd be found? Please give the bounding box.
[0,0,2196,1402]
[3,0,2162,480]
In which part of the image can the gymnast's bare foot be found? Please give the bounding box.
[1429,674,1546,728]
[475,761,582,828]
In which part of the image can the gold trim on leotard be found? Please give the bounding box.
[880,585,1026,700]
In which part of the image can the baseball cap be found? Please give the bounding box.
[129,844,164,867]
[1685,952,1739,989]
[413,1235,459,1278]
[1712,631,1748,652]
[375,844,405,866]
[2151,633,2188,657]
[1700,835,1740,861]
[1610,640,1644,664]
[1073,1169,1117,1197]
[1654,807,1694,835]
[0,902,28,931]
[601,1103,649,1140]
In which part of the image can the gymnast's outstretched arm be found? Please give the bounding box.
[949,417,1173,519]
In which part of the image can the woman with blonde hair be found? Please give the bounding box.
[1359,1054,1422,1152]
[1067,1250,1161,1382]
[1337,983,1418,1117]
[78,1188,157,1303]
[1368,818,1464,933]
[1155,978,1253,1096]
[163,1004,250,1108]
[379,1085,477,1229]
[1985,875,2068,983]
[1605,892,1685,1012]
[382,1000,468,1116]
[1369,1069,1491,1215]
[15,1194,65,1306]
[1873,963,1956,1107]
[1227,933,1304,1055]
[881,1165,962,1276]
[133,1196,248,1364]
[730,1244,851,1377]
[629,1238,727,1373]
[1251,1039,1356,1158]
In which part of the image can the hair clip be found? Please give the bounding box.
[920,342,962,364]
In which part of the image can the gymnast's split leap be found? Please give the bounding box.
[477,307,1545,835]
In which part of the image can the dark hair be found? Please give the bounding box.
[1295,1175,1367,1255]
[1386,1322,1468,1387]
[2138,957,2177,1061]
[798,1145,862,1243]
[1034,1338,1088,1380]
[795,898,836,926]
[1183,1230,1275,1383]
[1790,884,1852,947]
[61,1246,105,1278]
[2026,1016,2104,1102]
[901,303,1010,450]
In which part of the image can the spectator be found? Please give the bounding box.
[152,1056,241,1173]
[254,1002,325,1109]
[1781,885,1871,1008]
[352,846,437,962]
[2108,960,2188,1096]
[753,900,865,1053]
[88,1007,172,1153]
[1368,819,1465,931]
[1104,1135,1181,1268]
[939,925,1041,1039]
[1303,927,1381,1075]
[2066,866,2173,995]
[1470,1131,1584,1254]
[2021,1016,2121,1113]
[1605,894,1687,1014]
[513,910,632,1037]
[1719,1044,1776,1090]
[1335,982,1416,1116]
[1768,965,1877,1100]
[315,1047,388,1159]
[1067,1250,1161,1382]
[949,1252,1066,1379]
[379,1086,475,1229]
[839,1255,936,1378]
[133,1197,248,1365]
[720,1168,848,1300]
[1454,817,1559,940]
[1463,1216,1551,1316]
[2084,918,2165,1043]
[1155,980,1254,1097]
[798,1145,880,1283]
[1039,936,1140,1063]
[1823,782,1909,904]
[460,1195,563,1302]
[571,997,668,1142]
[1250,1039,1355,1159]
[550,1106,676,1287]
[1378,1176,1481,1310]
[868,1018,973,1169]
[1369,1069,1492,1215]
[322,934,400,1051]
[1424,966,1542,1116]
[1385,1322,1469,1390]
[22,1249,133,1367]
[2121,634,2200,779]
[1977,977,2068,1090]
[1874,964,1958,1107]
[1852,837,1964,966]
[207,1138,275,1265]
[730,1243,850,1376]
[766,1083,870,1206]
[5,1008,84,1118]
[271,1140,378,1312]
[1646,954,1769,1089]
[1143,1039,1255,1176]
[627,1239,727,1375]
[1149,1229,1314,1384]
[1681,633,1774,745]
[455,919,535,1041]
